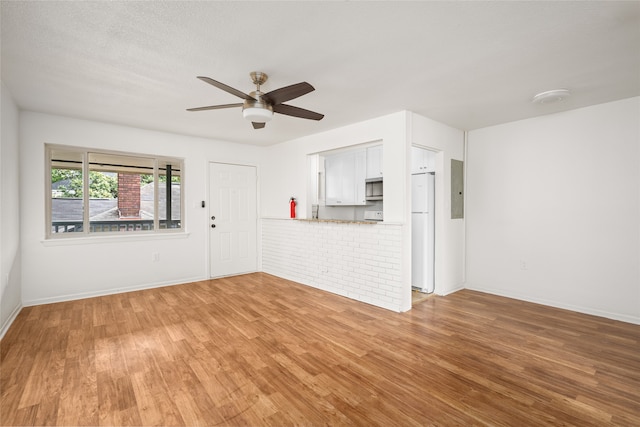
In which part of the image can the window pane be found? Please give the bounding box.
[47,145,183,238]
[51,149,84,234]
[158,160,182,229]
[88,153,155,233]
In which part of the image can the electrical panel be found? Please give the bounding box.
[451,159,464,219]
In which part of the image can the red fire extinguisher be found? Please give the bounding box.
[290,197,297,219]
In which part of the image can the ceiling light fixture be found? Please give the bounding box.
[242,106,273,123]
[532,89,571,104]
[242,86,274,123]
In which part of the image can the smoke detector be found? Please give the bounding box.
[532,89,571,104]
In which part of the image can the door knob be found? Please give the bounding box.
[211,215,216,220]
[211,224,216,228]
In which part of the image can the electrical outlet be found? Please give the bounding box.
[520,260,527,270]
[152,252,160,263]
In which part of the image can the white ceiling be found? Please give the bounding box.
[2,1,639,147]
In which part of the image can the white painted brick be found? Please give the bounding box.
[262,219,404,312]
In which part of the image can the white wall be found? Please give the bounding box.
[16,109,466,315]
[0,83,22,337]
[15,99,638,324]
[410,113,465,296]
[261,111,409,222]
[19,112,265,305]
[466,97,640,324]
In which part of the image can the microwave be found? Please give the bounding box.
[365,178,383,201]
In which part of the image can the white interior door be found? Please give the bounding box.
[209,162,257,278]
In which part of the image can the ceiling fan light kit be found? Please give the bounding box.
[243,106,273,123]
[243,72,273,122]
[187,71,324,129]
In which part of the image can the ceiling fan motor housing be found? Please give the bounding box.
[250,71,268,87]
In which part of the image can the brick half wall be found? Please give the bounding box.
[262,218,404,311]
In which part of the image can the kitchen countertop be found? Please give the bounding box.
[295,218,379,225]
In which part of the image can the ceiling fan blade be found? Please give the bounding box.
[186,103,243,112]
[196,76,255,101]
[273,104,324,121]
[252,122,266,129]
[263,82,314,105]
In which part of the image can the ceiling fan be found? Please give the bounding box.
[187,72,324,129]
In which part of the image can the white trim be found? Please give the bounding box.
[464,285,640,325]
[438,285,465,297]
[22,275,207,307]
[0,304,23,340]
[41,231,190,246]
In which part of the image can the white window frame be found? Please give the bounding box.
[46,144,185,239]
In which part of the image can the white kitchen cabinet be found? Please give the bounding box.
[355,150,367,204]
[366,145,383,179]
[325,149,367,206]
[411,146,436,174]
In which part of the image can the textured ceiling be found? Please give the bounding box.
[2,1,639,146]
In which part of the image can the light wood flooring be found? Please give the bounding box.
[1,272,639,426]
[411,289,433,305]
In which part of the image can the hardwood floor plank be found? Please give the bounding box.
[1,273,639,426]
[56,355,98,426]
[8,403,39,426]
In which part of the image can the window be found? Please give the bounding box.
[47,145,184,238]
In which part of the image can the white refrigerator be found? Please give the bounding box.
[412,172,435,293]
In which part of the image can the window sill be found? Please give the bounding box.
[41,231,190,246]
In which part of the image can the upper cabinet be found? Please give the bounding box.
[325,149,367,206]
[411,146,436,174]
[366,145,383,179]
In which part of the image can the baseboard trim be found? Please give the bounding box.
[464,285,640,325]
[22,275,208,307]
[438,285,465,297]
[0,303,23,340]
